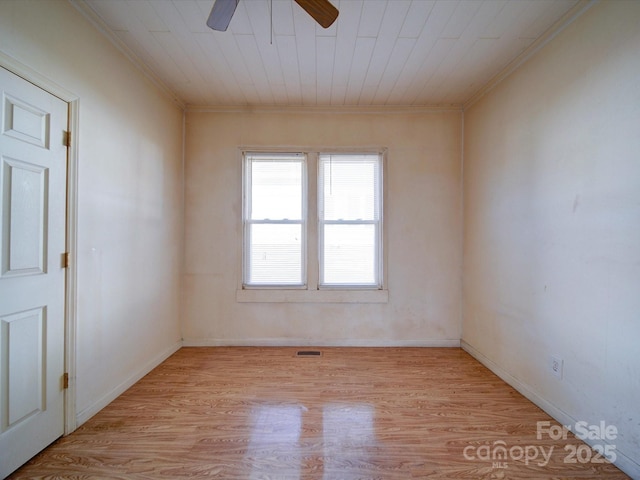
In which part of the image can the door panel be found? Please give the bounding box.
[2,93,51,149]
[0,67,68,478]
[2,157,49,276]
[1,307,46,429]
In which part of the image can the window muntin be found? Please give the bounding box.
[242,151,383,291]
[243,153,306,286]
[318,154,382,288]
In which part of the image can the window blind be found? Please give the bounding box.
[318,154,382,287]
[244,153,305,286]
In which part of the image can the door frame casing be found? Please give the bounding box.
[0,52,79,434]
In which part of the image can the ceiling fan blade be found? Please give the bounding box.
[207,0,239,31]
[294,0,339,29]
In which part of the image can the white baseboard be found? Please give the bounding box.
[182,337,461,348]
[75,340,182,426]
[461,340,640,479]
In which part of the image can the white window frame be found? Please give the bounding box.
[237,148,388,304]
[318,153,383,289]
[242,152,307,288]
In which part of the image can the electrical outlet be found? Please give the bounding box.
[550,355,563,379]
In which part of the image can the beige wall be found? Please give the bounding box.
[3,0,637,475]
[183,110,462,346]
[0,0,183,423]
[463,1,640,475]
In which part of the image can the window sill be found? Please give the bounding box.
[236,288,389,304]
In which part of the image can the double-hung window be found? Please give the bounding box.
[318,154,382,288]
[242,150,384,292]
[243,153,306,286]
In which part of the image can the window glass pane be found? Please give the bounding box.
[319,155,379,221]
[322,224,376,285]
[251,160,302,220]
[249,224,302,284]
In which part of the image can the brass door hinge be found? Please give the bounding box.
[63,372,69,390]
[61,252,70,269]
[63,130,71,147]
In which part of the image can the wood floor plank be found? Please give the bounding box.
[9,347,629,479]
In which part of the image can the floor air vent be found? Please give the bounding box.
[296,350,322,357]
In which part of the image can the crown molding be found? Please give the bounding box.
[463,0,598,111]
[68,0,185,110]
[186,104,463,114]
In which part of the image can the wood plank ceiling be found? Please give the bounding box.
[74,0,583,108]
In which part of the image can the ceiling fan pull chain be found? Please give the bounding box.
[329,155,333,196]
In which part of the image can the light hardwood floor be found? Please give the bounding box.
[10,347,629,479]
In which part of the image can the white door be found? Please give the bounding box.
[0,67,68,478]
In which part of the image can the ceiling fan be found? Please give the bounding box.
[207,0,339,32]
